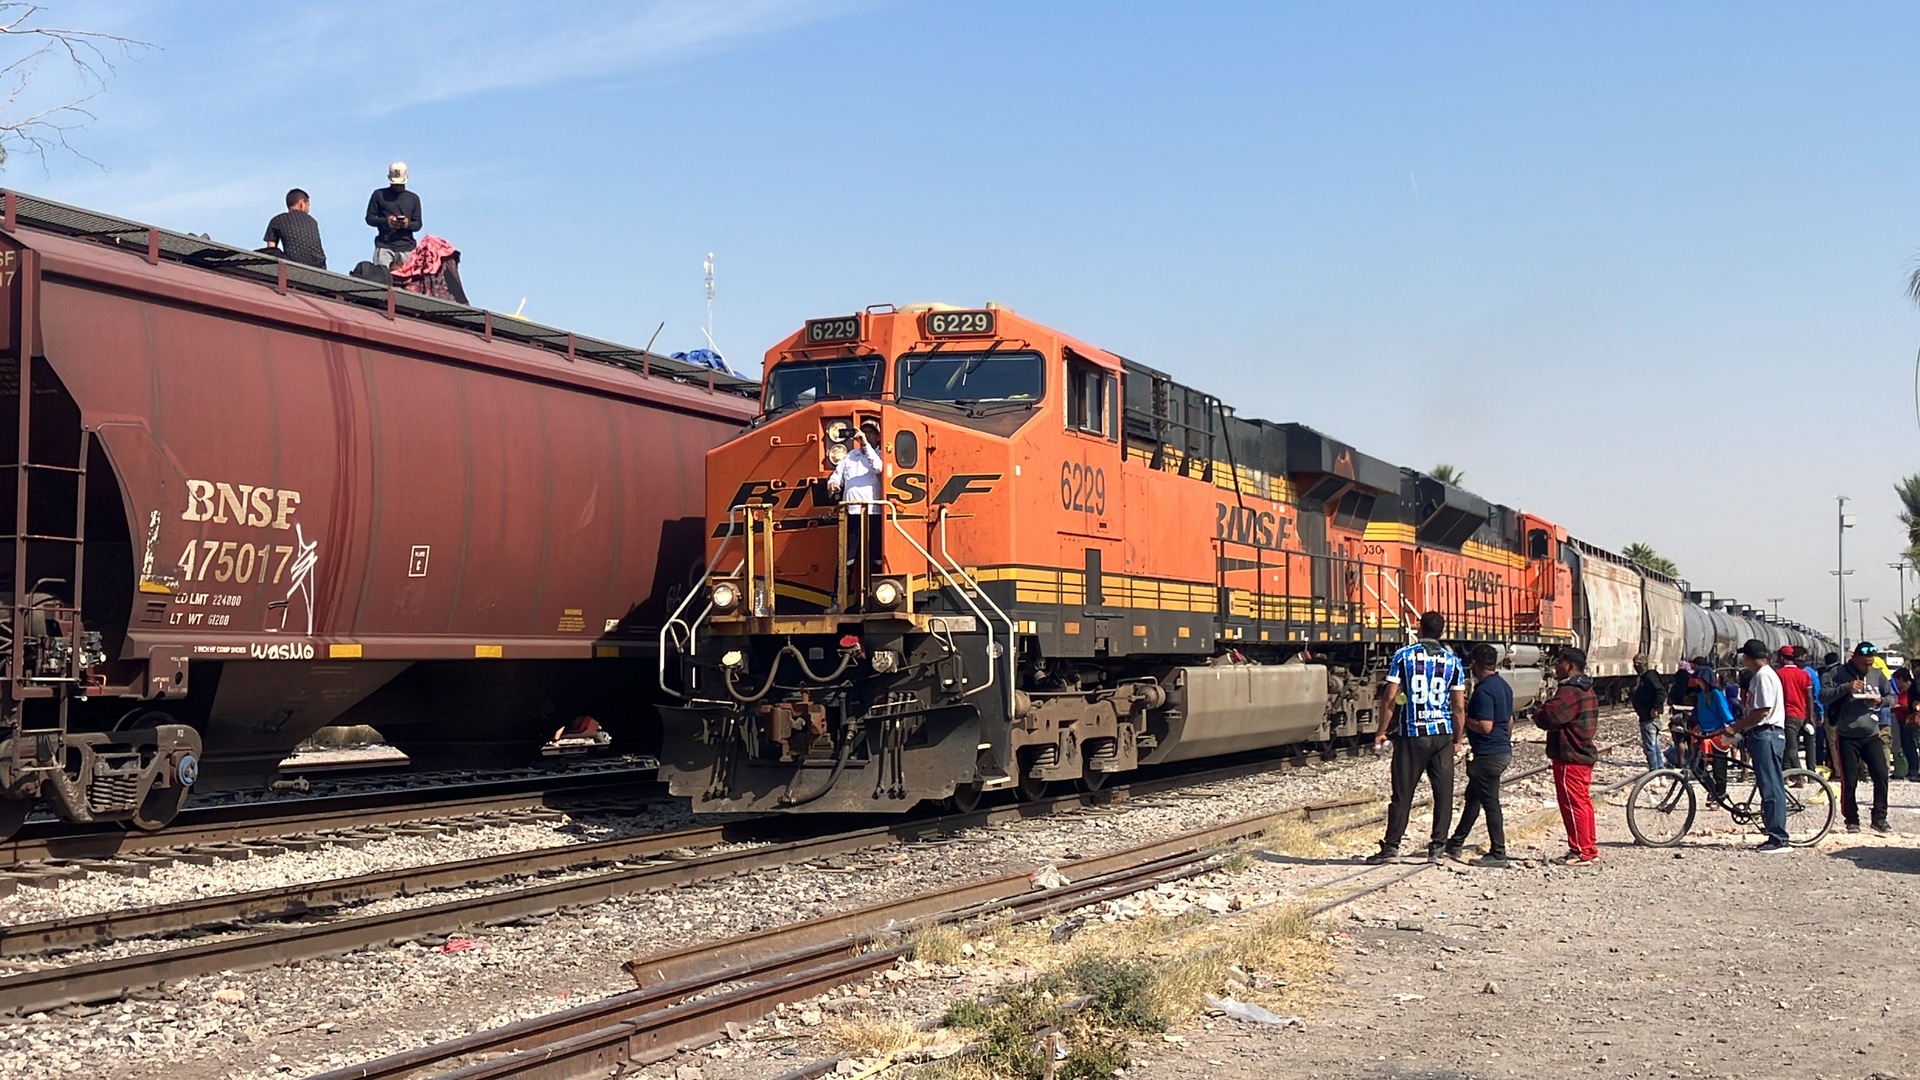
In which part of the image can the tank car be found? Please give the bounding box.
[0,192,756,838]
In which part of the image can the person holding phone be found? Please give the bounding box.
[1820,641,1893,833]
[366,161,423,269]
[826,426,886,604]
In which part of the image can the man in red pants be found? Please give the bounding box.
[1534,647,1601,864]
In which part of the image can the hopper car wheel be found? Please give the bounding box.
[1077,768,1110,794]
[125,783,190,833]
[0,798,30,842]
[943,782,984,814]
[1015,771,1049,803]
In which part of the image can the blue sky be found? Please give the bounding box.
[17,2,1920,643]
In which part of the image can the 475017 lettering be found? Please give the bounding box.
[177,539,300,585]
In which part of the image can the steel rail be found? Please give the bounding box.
[0,770,662,867]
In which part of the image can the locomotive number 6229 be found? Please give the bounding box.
[1060,461,1107,515]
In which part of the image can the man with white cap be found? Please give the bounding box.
[364,161,423,269]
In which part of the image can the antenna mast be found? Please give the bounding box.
[702,252,717,353]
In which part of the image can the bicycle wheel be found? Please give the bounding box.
[1782,768,1836,846]
[1626,769,1697,847]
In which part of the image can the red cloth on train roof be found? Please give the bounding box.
[392,234,457,280]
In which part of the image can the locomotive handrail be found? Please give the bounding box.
[937,510,1017,709]
[657,504,747,699]
[878,503,1006,709]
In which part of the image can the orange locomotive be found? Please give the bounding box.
[658,304,1575,812]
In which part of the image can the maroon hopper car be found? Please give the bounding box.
[0,193,755,837]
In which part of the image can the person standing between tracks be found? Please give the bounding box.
[1776,645,1814,775]
[1728,639,1790,852]
[825,425,886,606]
[1823,642,1894,832]
[262,188,326,269]
[1444,643,1513,868]
[1534,647,1600,864]
[1630,654,1667,772]
[366,161,422,269]
[1367,612,1464,865]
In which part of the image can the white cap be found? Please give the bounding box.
[388,161,408,184]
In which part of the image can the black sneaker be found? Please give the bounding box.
[1873,820,1892,834]
[1471,853,1510,869]
[1442,842,1464,862]
[1846,822,1862,834]
[1426,843,1448,864]
[1755,839,1791,853]
[1365,847,1400,865]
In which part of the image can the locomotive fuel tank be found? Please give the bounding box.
[1139,663,1329,764]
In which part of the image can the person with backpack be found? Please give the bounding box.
[1367,612,1464,865]
[1534,647,1600,865]
[1821,641,1893,833]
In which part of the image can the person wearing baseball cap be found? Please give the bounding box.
[1728,639,1790,851]
[365,161,423,269]
[1532,646,1600,864]
[1774,645,1815,774]
[1820,641,1894,833]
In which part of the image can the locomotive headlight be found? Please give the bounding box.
[710,581,741,612]
[720,649,745,670]
[869,577,906,611]
[827,444,848,465]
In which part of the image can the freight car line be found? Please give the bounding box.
[0,744,1385,1015]
[312,820,1432,1080]
[0,768,662,869]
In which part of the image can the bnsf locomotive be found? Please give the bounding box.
[659,303,1837,813]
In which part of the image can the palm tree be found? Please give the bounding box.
[1887,606,1920,658]
[1430,463,1465,486]
[1897,474,1920,567]
[1622,542,1679,578]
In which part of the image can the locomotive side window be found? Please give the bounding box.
[895,351,1043,409]
[1528,528,1551,559]
[1066,355,1113,439]
[764,358,883,414]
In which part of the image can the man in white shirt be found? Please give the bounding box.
[1728,638,1789,852]
[826,427,885,602]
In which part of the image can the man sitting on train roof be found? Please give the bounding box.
[366,161,422,269]
[262,188,326,270]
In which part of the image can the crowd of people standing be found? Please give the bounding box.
[1366,620,1911,867]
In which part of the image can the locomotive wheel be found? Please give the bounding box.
[125,783,190,832]
[0,798,30,842]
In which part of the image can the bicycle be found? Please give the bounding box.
[1625,723,1836,847]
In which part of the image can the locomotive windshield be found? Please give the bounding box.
[896,351,1044,411]
[763,357,883,414]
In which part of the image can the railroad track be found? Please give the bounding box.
[0,743,1375,1016]
[0,767,664,870]
[313,811,1436,1080]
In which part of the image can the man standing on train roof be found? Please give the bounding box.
[1728,639,1790,852]
[1444,643,1513,868]
[825,425,886,606]
[1775,645,1814,775]
[1822,641,1893,834]
[262,188,325,270]
[1367,612,1464,865]
[365,161,422,269]
[1533,646,1601,864]
[1630,653,1666,772]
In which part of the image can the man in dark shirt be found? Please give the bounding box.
[262,188,326,269]
[1444,643,1514,868]
[365,161,422,268]
[1630,653,1667,772]
[1821,641,1893,833]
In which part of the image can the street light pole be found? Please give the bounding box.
[1855,597,1871,645]
[1838,496,1855,648]
[1893,562,1910,613]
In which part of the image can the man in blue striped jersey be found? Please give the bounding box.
[1367,611,1466,864]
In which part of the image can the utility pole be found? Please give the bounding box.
[1838,496,1855,648]
[1893,562,1910,613]
[1767,597,1784,618]
[1855,597,1871,644]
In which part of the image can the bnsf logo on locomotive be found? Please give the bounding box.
[1214,502,1292,552]
[1466,568,1503,594]
[181,479,302,530]
[729,472,1000,510]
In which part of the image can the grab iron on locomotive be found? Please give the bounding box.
[657,303,1839,813]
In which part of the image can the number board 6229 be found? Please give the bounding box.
[927,310,995,337]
